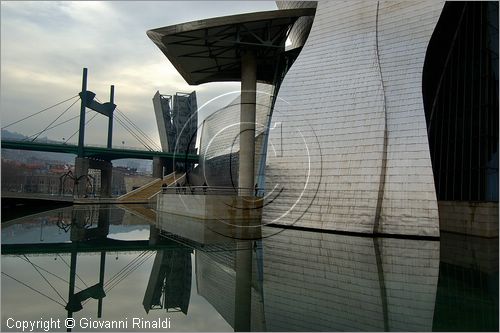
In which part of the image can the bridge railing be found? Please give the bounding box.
[161,186,260,196]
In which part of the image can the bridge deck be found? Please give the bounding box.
[1,238,184,255]
[1,192,151,205]
[2,191,73,202]
[1,140,198,162]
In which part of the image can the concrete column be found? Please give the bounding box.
[99,161,113,198]
[153,157,163,178]
[149,225,160,245]
[74,157,89,198]
[234,241,253,331]
[97,206,111,236]
[239,51,257,196]
[153,157,172,178]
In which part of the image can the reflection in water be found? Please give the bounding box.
[143,246,192,314]
[1,205,498,331]
[196,241,265,332]
[196,230,441,332]
[433,233,499,331]
[66,206,110,322]
[261,232,440,331]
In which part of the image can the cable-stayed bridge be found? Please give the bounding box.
[1,68,198,199]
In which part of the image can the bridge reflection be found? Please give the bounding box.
[1,205,497,331]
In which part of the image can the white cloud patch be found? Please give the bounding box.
[1,1,277,148]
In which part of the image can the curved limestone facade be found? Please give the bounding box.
[263,1,445,236]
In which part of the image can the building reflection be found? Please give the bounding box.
[192,227,441,332]
[195,241,266,332]
[259,230,440,331]
[155,212,266,331]
[143,232,192,314]
[2,205,498,332]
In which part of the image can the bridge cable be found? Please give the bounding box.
[63,111,99,145]
[25,111,90,142]
[1,271,65,307]
[18,256,83,291]
[30,97,80,142]
[114,116,154,151]
[103,251,149,288]
[94,97,160,151]
[116,109,156,139]
[81,251,152,306]
[23,255,66,303]
[2,95,79,130]
[115,109,161,151]
[116,114,162,150]
[103,251,154,294]
[57,254,88,288]
[114,114,155,150]
[105,252,153,290]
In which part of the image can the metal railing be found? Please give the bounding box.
[161,186,260,196]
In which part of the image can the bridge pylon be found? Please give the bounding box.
[74,68,116,198]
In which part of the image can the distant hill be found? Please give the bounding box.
[1,129,63,144]
[1,130,26,141]
[2,129,75,163]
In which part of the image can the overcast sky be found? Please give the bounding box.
[1,1,277,149]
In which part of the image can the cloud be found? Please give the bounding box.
[1,1,277,148]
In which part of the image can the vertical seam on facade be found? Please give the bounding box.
[373,237,389,331]
[374,1,388,234]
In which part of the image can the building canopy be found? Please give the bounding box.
[147,8,315,85]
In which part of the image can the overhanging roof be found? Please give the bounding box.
[147,8,316,85]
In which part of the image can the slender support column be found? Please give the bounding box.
[107,85,114,149]
[97,251,106,318]
[234,241,253,332]
[239,51,257,196]
[77,68,87,158]
[66,251,77,332]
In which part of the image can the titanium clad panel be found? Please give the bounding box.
[376,1,443,236]
[199,84,273,187]
[276,1,317,49]
[263,1,386,233]
[263,1,443,236]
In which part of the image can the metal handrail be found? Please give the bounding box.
[161,186,259,196]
